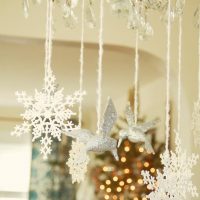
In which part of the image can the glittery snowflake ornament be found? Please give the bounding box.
[118,102,157,154]
[12,0,85,160]
[67,97,119,161]
[142,132,199,200]
[66,140,89,184]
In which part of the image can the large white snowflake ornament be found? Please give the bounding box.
[141,132,199,200]
[192,100,200,146]
[66,140,90,184]
[11,67,85,159]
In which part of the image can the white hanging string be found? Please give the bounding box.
[97,0,104,134]
[134,30,139,125]
[198,10,200,100]
[23,0,29,18]
[177,15,182,134]
[45,0,53,83]
[78,0,85,127]
[165,0,171,151]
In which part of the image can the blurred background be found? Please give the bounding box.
[0,0,199,200]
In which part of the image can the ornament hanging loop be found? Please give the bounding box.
[197,8,200,100]
[44,0,54,91]
[96,0,104,134]
[165,0,171,151]
[78,0,85,128]
[134,30,139,125]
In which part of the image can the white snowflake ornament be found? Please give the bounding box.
[11,67,85,160]
[142,132,199,200]
[12,0,86,160]
[66,140,89,184]
[118,102,157,154]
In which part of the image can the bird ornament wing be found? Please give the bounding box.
[139,119,159,133]
[125,102,135,128]
[100,97,117,137]
[66,129,93,144]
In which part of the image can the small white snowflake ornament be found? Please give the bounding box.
[141,132,199,200]
[118,102,157,154]
[11,67,85,159]
[66,140,89,184]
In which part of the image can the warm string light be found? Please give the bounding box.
[144,161,149,168]
[150,167,156,173]
[119,181,125,186]
[113,176,118,182]
[104,194,109,199]
[106,180,111,185]
[100,184,105,190]
[124,168,130,174]
[139,146,144,153]
[121,156,127,163]
[97,135,161,198]
[113,195,118,200]
[127,178,133,184]
[165,0,171,151]
[137,178,143,185]
[130,185,135,191]
[124,146,130,152]
[97,0,104,134]
[116,186,122,192]
[78,0,85,127]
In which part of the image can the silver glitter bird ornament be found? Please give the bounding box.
[67,97,119,161]
[118,102,157,154]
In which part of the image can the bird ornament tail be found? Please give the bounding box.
[144,137,155,154]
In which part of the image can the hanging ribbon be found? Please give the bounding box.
[23,0,29,18]
[198,8,200,101]
[177,15,182,134]
[165,0,171,151]
[44,0,53,89]
[133,0,139,125]
[134,30,139,125]
[97,0,104,134]
[78,0,85,127]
